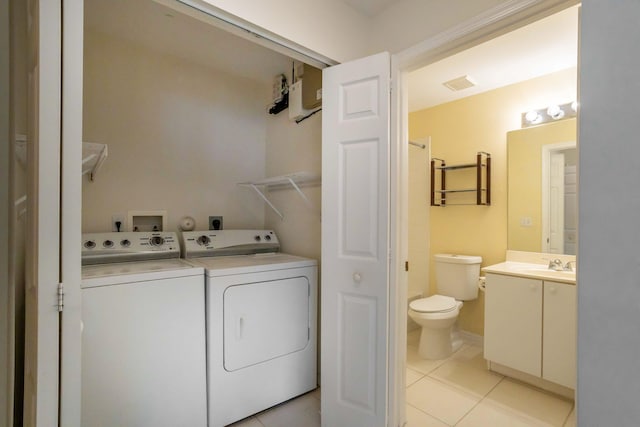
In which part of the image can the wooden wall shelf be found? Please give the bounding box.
[431,152,491,206]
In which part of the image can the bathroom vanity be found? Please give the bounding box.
[483,251,576,398]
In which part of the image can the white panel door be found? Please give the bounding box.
[321,52,390,427]
[23,0,63,425]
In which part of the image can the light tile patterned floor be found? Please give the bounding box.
[230,331,576,427]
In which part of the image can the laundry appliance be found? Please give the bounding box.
[81,231,207,427]
[182,229,317,427]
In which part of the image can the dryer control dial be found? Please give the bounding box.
[197,235,211,246]
[254,235,262,242]
[150,236,165,246]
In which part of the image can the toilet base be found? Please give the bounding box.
[417,326,462,360]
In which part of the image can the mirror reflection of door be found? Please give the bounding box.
[548,151,565,253]
[543,143,577,255]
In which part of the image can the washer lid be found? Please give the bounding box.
[410,295,457,313]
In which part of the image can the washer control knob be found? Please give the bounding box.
[264,235,271,241]
[120,239,131,248]
[254,235,262,242]
[197,235,210,246]
[84,240,96,249]
[103,240,114,248]
[150,236,165,246]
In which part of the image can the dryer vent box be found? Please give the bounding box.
[300,64,322,110]
[289,64,322,121]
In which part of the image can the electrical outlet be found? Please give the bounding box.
[112,214,125,232]
[209,216,223,230]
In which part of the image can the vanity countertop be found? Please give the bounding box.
[482,251,576,285]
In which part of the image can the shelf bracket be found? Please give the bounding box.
[248,184,284,220]
[238,171,320,220]
[285,177,312,208]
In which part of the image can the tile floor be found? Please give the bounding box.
[229,330,576,427]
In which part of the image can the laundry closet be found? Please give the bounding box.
[82,0,322,259]
[80,0,323,425]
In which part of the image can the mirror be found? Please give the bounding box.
[507,118,577,255]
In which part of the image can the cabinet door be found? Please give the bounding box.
[484,274,543,377]
[543,281,576,388]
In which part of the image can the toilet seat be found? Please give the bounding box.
[409,295,457,313]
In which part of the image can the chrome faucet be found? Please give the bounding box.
[548,258,564,271]
[564,260,577,272]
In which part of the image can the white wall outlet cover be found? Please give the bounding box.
[112,214,126,232]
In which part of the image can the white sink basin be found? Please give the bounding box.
[518,268,575,280]
[483,261,576,284]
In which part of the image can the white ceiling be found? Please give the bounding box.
[342,0,401,16]
[84,0,294,85]
[408,5,579,112]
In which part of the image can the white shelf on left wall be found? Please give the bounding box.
[82,142,108,181]
[238,171,320,220]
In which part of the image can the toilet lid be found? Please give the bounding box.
[410,295,457,313]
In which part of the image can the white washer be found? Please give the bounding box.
[182,230,318,427]
[81,232,207,427]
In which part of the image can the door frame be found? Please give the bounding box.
[390,0,579,424]
[56,1,580,426]
[541,141,576,253]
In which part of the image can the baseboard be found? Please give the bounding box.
[458,330,483,347]
[488,361,575,400]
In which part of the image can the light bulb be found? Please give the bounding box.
[547,105,564,120]
[525,110,540,123]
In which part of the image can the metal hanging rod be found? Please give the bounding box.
[409,141,426,149]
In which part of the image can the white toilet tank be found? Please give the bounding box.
[434,254,482,301]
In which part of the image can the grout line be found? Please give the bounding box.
[406,402,454,427]
[452,377,505,426]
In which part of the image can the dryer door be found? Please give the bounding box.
[223,277,310,371]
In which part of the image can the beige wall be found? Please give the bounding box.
[507,119,576,252]
[264,109,321,261]
[409,67,576,335]
[82,30,272,233]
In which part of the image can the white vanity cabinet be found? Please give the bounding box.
[484,274,543,377]
[484,273,576,390]
[543,280,576,388]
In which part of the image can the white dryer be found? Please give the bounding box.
[182,230,317,427]
[81,232,207,427]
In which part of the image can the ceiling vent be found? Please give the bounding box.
[443,75,477,92]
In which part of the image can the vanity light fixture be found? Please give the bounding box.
[525,110,542,124]
[521,101,577,128]
[547,104,565,120]
[571,101,579,112]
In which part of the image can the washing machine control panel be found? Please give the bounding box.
[82,232,180,265]
[182,230,280,258]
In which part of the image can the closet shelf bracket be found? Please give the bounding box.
[238,171,320,220]
[82,142,108,181]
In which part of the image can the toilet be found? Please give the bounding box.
[408,253,482,360]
